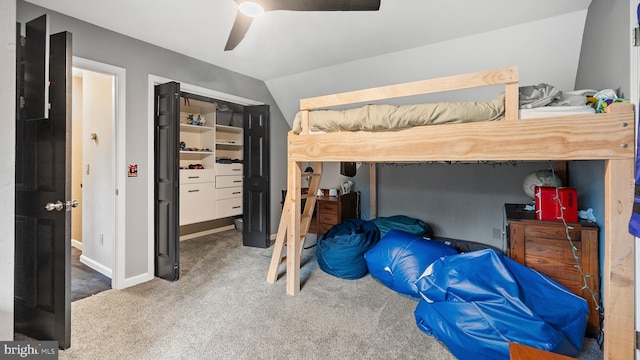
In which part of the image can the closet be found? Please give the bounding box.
[178,92,244,226]
[154,81,271,281]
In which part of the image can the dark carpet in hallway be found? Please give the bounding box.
[72,247,111,302]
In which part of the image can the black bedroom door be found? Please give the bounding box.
[14,23,73,349]
[154,82,180,281]
[243,105,270,248]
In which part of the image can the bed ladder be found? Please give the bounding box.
[266,163,323,286]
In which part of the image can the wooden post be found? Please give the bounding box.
[603,159,635,359]
[286,160,302,295]
[300,110,310,135]
[369,163,377,219]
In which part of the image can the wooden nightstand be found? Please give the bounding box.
[505,204,600,337]
[311,192,359,235]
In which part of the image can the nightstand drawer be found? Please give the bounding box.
[318,212,338,225]
[308,192,359,236]
[318,202,338,213]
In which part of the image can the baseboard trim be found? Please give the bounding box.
[119,272,153,290]
[71,239,82,250]
[180,225,236,241]
[79,255,113,279]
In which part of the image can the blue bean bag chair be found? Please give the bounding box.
[364,229,457,297]
[414,249,588,360]
[316,218,380,280]
[371,215,431,239]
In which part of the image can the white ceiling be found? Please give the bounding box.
[24,0,592,81]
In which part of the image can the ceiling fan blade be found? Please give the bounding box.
[260,0,381,12]
[224,10,254,51]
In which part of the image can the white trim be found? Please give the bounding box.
[179,225,236,241]
[79,254,112,279]
[148,74,263,107]
[147,74,262,279]
[72,57,127,290]
[120,272,154,289]
[71,239,82,250]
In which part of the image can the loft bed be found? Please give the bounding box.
[266,66,635,359]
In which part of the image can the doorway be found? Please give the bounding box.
[72,57,126,290]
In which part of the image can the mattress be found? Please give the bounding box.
[292,94,505,134]
[519,105,595,119]
[292,94,597,134]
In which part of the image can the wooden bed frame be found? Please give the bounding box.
[267,66,636,359]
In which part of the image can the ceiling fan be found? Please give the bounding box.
[225,0,382,51]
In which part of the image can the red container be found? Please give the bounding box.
[534,186,578,222]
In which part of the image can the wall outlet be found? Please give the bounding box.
[99,233,104,245]
[492,228,502,240]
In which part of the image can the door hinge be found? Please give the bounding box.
[19,96,25,109]
[20,36,26,47]
[636,330,640,349]
[634,27,640,47]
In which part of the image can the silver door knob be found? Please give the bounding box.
[45,201,64,212]
[66,200,79,211]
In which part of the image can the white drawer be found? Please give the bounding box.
[216,187,242,200]
[180,169,215,184]
[216,198,242,218]
[216,175,243,188]
[216,163,243,176]
[179,183,215,225]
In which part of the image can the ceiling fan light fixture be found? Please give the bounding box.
[238,2,264,17]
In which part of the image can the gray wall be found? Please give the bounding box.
[576,0,630,96]
[17,1,289,280]
[0,0,16,342]
[376,162,550,249]
[572,0,631,277]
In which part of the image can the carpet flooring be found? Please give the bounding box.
[72,247,111,302]
[57,230,603,360]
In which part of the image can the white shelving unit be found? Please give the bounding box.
[178,95,244,226]
[214,124,243,218]
[215,124,243,158]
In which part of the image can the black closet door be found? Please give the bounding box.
[14,27,73,349]
[154,82,180,281]
[243,105,270,248]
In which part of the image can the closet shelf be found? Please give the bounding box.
[180,123,214,133]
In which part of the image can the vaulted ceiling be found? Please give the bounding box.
[24,0,591,81]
